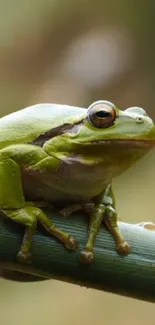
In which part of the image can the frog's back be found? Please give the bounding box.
[0,103,86,149]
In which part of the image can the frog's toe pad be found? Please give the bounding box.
[117,241,131,256]
[79,250,94,264]
[17,251,31,264]
[65,236,79,251]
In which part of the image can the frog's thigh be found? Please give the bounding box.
[0,158,25,208]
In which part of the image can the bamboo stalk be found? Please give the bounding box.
[0,209,155,302]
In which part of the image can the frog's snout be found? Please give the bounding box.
[121,106,154,127]
[125,106,148,117]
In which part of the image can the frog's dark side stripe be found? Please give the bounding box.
[32,122,83,147]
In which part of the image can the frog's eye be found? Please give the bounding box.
[87,100,117,128]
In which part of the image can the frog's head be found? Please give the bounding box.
[48,100,155,175]
[74,100,155,147]
[61,100,155,172]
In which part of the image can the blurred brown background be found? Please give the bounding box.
[1,0,155,324]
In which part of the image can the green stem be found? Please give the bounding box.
[0,209,155,302]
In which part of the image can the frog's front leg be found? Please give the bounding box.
[0,144,78,264]
[80,184,131,264]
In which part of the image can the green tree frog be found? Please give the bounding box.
[0,100,155,264]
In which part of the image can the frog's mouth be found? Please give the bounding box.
[91,139,155,148]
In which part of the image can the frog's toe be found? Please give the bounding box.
[79,250,94,264]
[17,251,31,264]
[60,204,82,217]
[116,241,131,256]
[60,208,70,217]
[65,235,79,251]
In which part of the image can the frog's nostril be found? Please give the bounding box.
[136,117,144,124]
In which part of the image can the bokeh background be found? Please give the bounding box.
[1,0,155,324]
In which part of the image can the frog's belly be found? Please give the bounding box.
[22,162,108,205]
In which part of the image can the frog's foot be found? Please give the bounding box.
[36,210,79,251]
[60,204,82,217]
[17,251,31,265]
[116,241,131,256]
[65,235,79,251]
[136,221,155,231]
[60,203,94,218]
[79,250,94,264]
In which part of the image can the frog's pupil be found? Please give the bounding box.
[96,111,110,118]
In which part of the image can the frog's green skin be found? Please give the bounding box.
[0,100,155,264]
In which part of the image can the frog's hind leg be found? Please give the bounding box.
[0,156,78,264]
